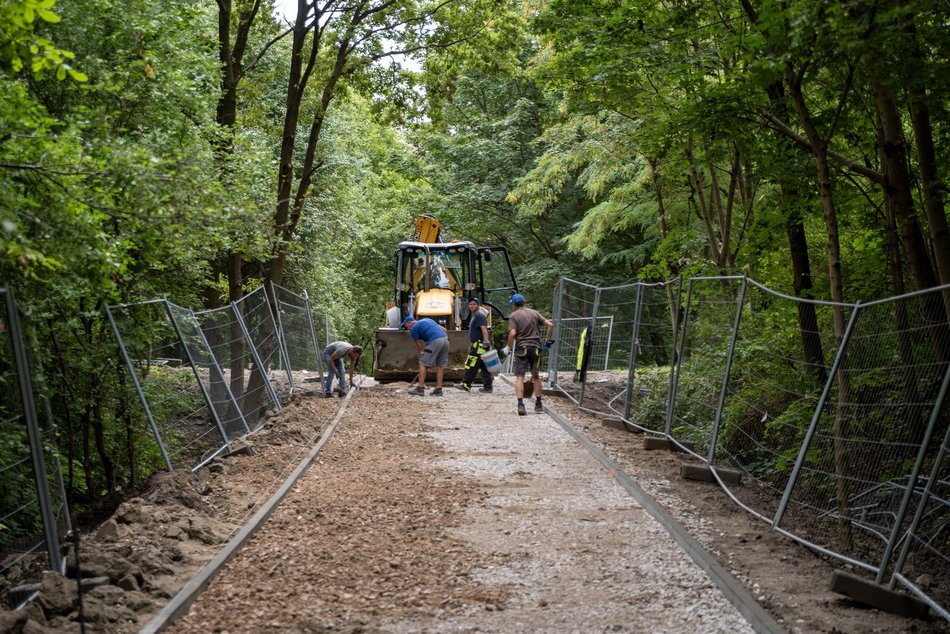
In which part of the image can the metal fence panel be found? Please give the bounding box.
[193,303,280,426]
[667,277,744,458]
[711,281,850,522]
[234,287,292,402]
[108,300,229,471]
[0,288,69,603]
[272,284,324,395]
[547,278,677,434]
[774,289,950,582]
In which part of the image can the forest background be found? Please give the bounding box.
[1,0,948,523]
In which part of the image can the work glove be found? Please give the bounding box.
[483,340,492,348]
[542,339,555,351]
[501,346,510,357]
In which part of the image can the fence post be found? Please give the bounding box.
[548,277,565,387]
[5,288,63,573]
[706,277,748,463]
[268,282,295,394]
[877,347,950,584]
[665,277,692,438]
[232,301,282,413]
[105,303,173,471]
[622,283,645,422]
[302,290,326,385]
[773,302,863,528]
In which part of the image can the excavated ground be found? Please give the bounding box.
[1,376,946,633]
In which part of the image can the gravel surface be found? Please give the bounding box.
[166,380,755,633]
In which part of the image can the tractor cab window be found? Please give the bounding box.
[434,252,467,290]
[429,254,452,289]
[407,250,466,292]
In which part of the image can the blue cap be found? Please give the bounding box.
[401,316,414,327]
[510,293,525,305]
[469,297,481,305]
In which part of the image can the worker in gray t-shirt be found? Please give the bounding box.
[503,293,553,416]
[323,341,362,397]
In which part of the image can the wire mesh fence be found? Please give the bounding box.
[193,302,281,425]
[772,287,950,616]
[0,288,70,606]
[548,277,679,435]
[667,276,745,458]
[105,283,329,475]
[706,279,849,524]
[547,275,950,621]
[272,284,324,395]
[234,286,292,402]
[107,300,236,471]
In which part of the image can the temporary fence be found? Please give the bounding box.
[0,288,70,607]
[272,284,325,394]
[552,316,613,373]
[548,277,679,434]
[105,283,325,472]
[546,275,950,621]
[2,281,327,608]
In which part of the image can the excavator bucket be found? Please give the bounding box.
[373,329,472,382]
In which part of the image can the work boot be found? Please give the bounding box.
[535,399,543,413]
[408,386,425,396]
[431,388,443,396]
[456,383,471,392]
[479,386,493,393]
[336,389,346,397]
[323,392,332,398]
[517,402,526,416]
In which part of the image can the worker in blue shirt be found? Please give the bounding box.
[401,316,449,396]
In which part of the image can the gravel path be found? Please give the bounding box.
[166,381,763,633]
[410,380,760,633]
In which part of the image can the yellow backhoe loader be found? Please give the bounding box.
[373,215,519,382]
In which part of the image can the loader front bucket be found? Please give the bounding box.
[373,328,472,382]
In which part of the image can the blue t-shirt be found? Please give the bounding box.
[410,318,447,343]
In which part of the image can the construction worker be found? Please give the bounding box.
[502,293,554,415]
[457,297,494,393]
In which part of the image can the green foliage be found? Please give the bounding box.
[0,0,86,80]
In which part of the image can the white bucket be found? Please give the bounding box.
[481,348,502,375]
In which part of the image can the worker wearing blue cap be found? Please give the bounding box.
[457,297,494,393]
[503,293,554,415]
[402,315,449,396]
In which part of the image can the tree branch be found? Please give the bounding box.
[757,110,884,183]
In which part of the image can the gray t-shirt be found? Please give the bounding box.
[508,307,546,347]
[324,341,353,359]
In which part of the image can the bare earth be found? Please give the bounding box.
[2,376,946,633]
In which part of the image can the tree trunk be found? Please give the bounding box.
[787,215,827,385]
[873,79,950,363]
[882,196,925,446]
[686,135,723,267]
[897,1,950,294]
[786,65,853,549]
[753,38,827,385]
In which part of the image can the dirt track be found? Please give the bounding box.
[166,380,758,633]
